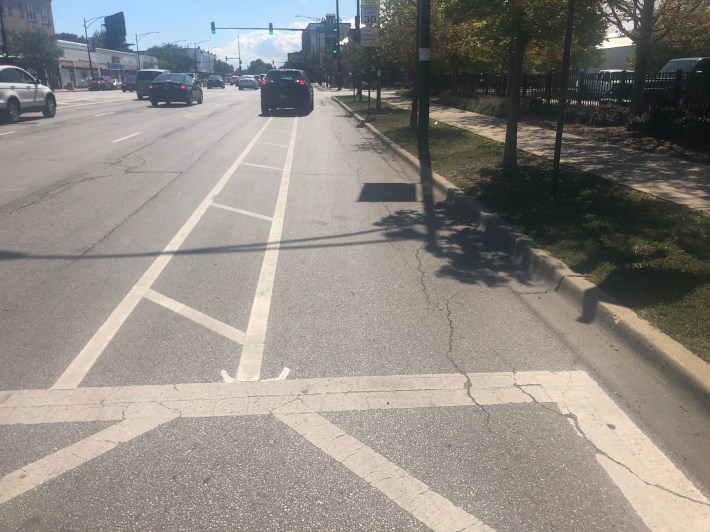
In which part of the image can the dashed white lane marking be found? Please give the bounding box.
[236,118,298,381]
[241,162,284,171]
[112,132,141,143]
[0,414,176,505]
[144,289,246,344]
[94,111,115,117]
[211,202,274,222]
[4,371,708,528]
[0,131,16,137]
[276,410,494,532]
[51,117,275,390]
[58,99,126,109]
[220,370,235,383]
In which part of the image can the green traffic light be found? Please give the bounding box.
[211,21,216,34]
[269,23,273,35]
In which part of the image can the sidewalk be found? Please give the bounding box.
[377,91,710,212]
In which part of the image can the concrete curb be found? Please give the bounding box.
[333,95,710,404]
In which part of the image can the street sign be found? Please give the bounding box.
[360,26,379,48]
[361,6,378,27]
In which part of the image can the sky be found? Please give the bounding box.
[52,0,358,66]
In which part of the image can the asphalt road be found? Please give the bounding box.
[1,86,709,531]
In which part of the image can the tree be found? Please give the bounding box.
[55,33,87,44]
[91,30,107,49]
[11,30,63,82]
[247,59,271,75]
[146,44,194,72]
[212,59,234,77]
[441,0,605,173]
[603,0,708,114]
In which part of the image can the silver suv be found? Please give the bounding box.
[0,65,56,123]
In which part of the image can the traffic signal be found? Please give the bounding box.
[1,44,7,58]
[332,46,338,56]
[211,21,216,34]
[269,23,273,35]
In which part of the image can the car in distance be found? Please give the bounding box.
[260,69,314,115]
[136,69,170,100]
[238,75,259,90]
[88,76,116,91]
[149,72,203,107]
[230,76,240,86]
[0,65,56,123]
[121,74,137,92]
[207,75,225,89]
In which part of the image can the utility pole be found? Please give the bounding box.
[238,35,242,75]
[335,0,342,90]
[417,0,430,150]
[0,3,9,58]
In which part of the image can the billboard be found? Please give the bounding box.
[104,12,127,51]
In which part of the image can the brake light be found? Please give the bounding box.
[280,69,287,72]
[296,80,306,86]
[180,85,186,89]
[149,85,153,89]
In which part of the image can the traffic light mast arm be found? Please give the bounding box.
[210,25,316,32]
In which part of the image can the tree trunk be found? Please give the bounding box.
[503,31,526,174]
[630,0,655,116]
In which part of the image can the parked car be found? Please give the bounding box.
[0,65,56,123]
[136,69,170,100]
[121,74,137,92]
[88,76,116,91]
[260,68,314,115]
[643,57,710,107]
[149,72,203,106]
[230,76,240,86]
[238,75,259,90]
[207,75,225,89]
[580,70,634,98]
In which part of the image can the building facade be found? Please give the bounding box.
[0,0,55,51]
[57,40,158,88]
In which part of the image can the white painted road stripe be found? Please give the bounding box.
[211,202,274,222]
[94,111,115,117]
[0,131,16,137]
[3,371,710,528]
[0,414,176,505]
[144,289,246,344]
[276,411,495,532]
[58,99,126,109]
[112,132,141,143]
[256,141,289,148]
[236,117,298,381]
[240,162,285,171]
[52,117,275,390]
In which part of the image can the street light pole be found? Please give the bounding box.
[335,0,342,90]
[194,40,207,73]
[83,15,106,78]
[135,31,159,70]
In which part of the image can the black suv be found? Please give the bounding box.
[260,69,314,115]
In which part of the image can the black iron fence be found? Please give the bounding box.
[431,71,710,114]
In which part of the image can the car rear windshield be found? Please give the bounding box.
[137,70,166,81]
[265,70,303,82]
[153,73,185,82]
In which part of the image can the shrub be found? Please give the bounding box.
[626,108,709,139]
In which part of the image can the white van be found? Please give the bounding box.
[135,69,169,100]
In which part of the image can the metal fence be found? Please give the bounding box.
[431,71,710,114]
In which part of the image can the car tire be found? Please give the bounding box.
[138,94,144,100]
[261,102,269,115]
[150,99,158,107]
[185,94,193,106]
[197,92,203,104]
[239,87,243,91]
[42,95,56,118]
[5,98,21,123]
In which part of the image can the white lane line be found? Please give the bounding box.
[256,141,289,148]
[276,411,494,532]
[269,129,292,133]
[144,289,246,344]
[58,99,126,109]
[241,162,285,171]
[220,370,235,383]
[236,118,298,381]
[211,202,274,222]
[0,131,16,137]
[112,132,141,143]
[0,414,176,505]
[94,111,115,117]
[5,371,710,527]
[51,117,275,390]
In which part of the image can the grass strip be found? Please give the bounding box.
[337,95,710,362]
